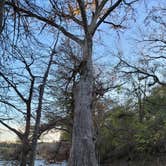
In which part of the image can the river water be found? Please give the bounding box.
[0,160,67,166]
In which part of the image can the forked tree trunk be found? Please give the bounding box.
[29,52,53,166]
[68,39,98,166]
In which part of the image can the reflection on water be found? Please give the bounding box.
[0,160,67,166]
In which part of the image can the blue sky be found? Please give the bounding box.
[93,0,166,65]
[0,0,165,142]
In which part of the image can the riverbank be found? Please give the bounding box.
[0,160,67,166]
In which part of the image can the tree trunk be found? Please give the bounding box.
[68,39,98,166]
[29,110,41,166]
[20,140,30,166]
[0,0,4,34]
[20,148,28,166]
[29,52,53,166]
[29,95,43,166]
[138,97,144,123]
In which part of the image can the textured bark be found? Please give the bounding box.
[20,152,27,166]
[20,140,30,166]
[29,108,41,166]
[68,39,98,166]
[28,84,45,166]
[29,52,54,166]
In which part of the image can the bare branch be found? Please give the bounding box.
[90,0,109,32]
[5,1,83,45]
[103,20,126,29]
[118,58,166,86]
[142,39,166,45]
[76,0,88,35]
[123,0,138,6]
[0,99,26,115]
[0,71,27,103]
[92,0,123,34]
[0,119,23,140]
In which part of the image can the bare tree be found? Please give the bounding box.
[0,41,57,165]
[115,3,166,86]
[46,39,126,163]
[2,0,140,165]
